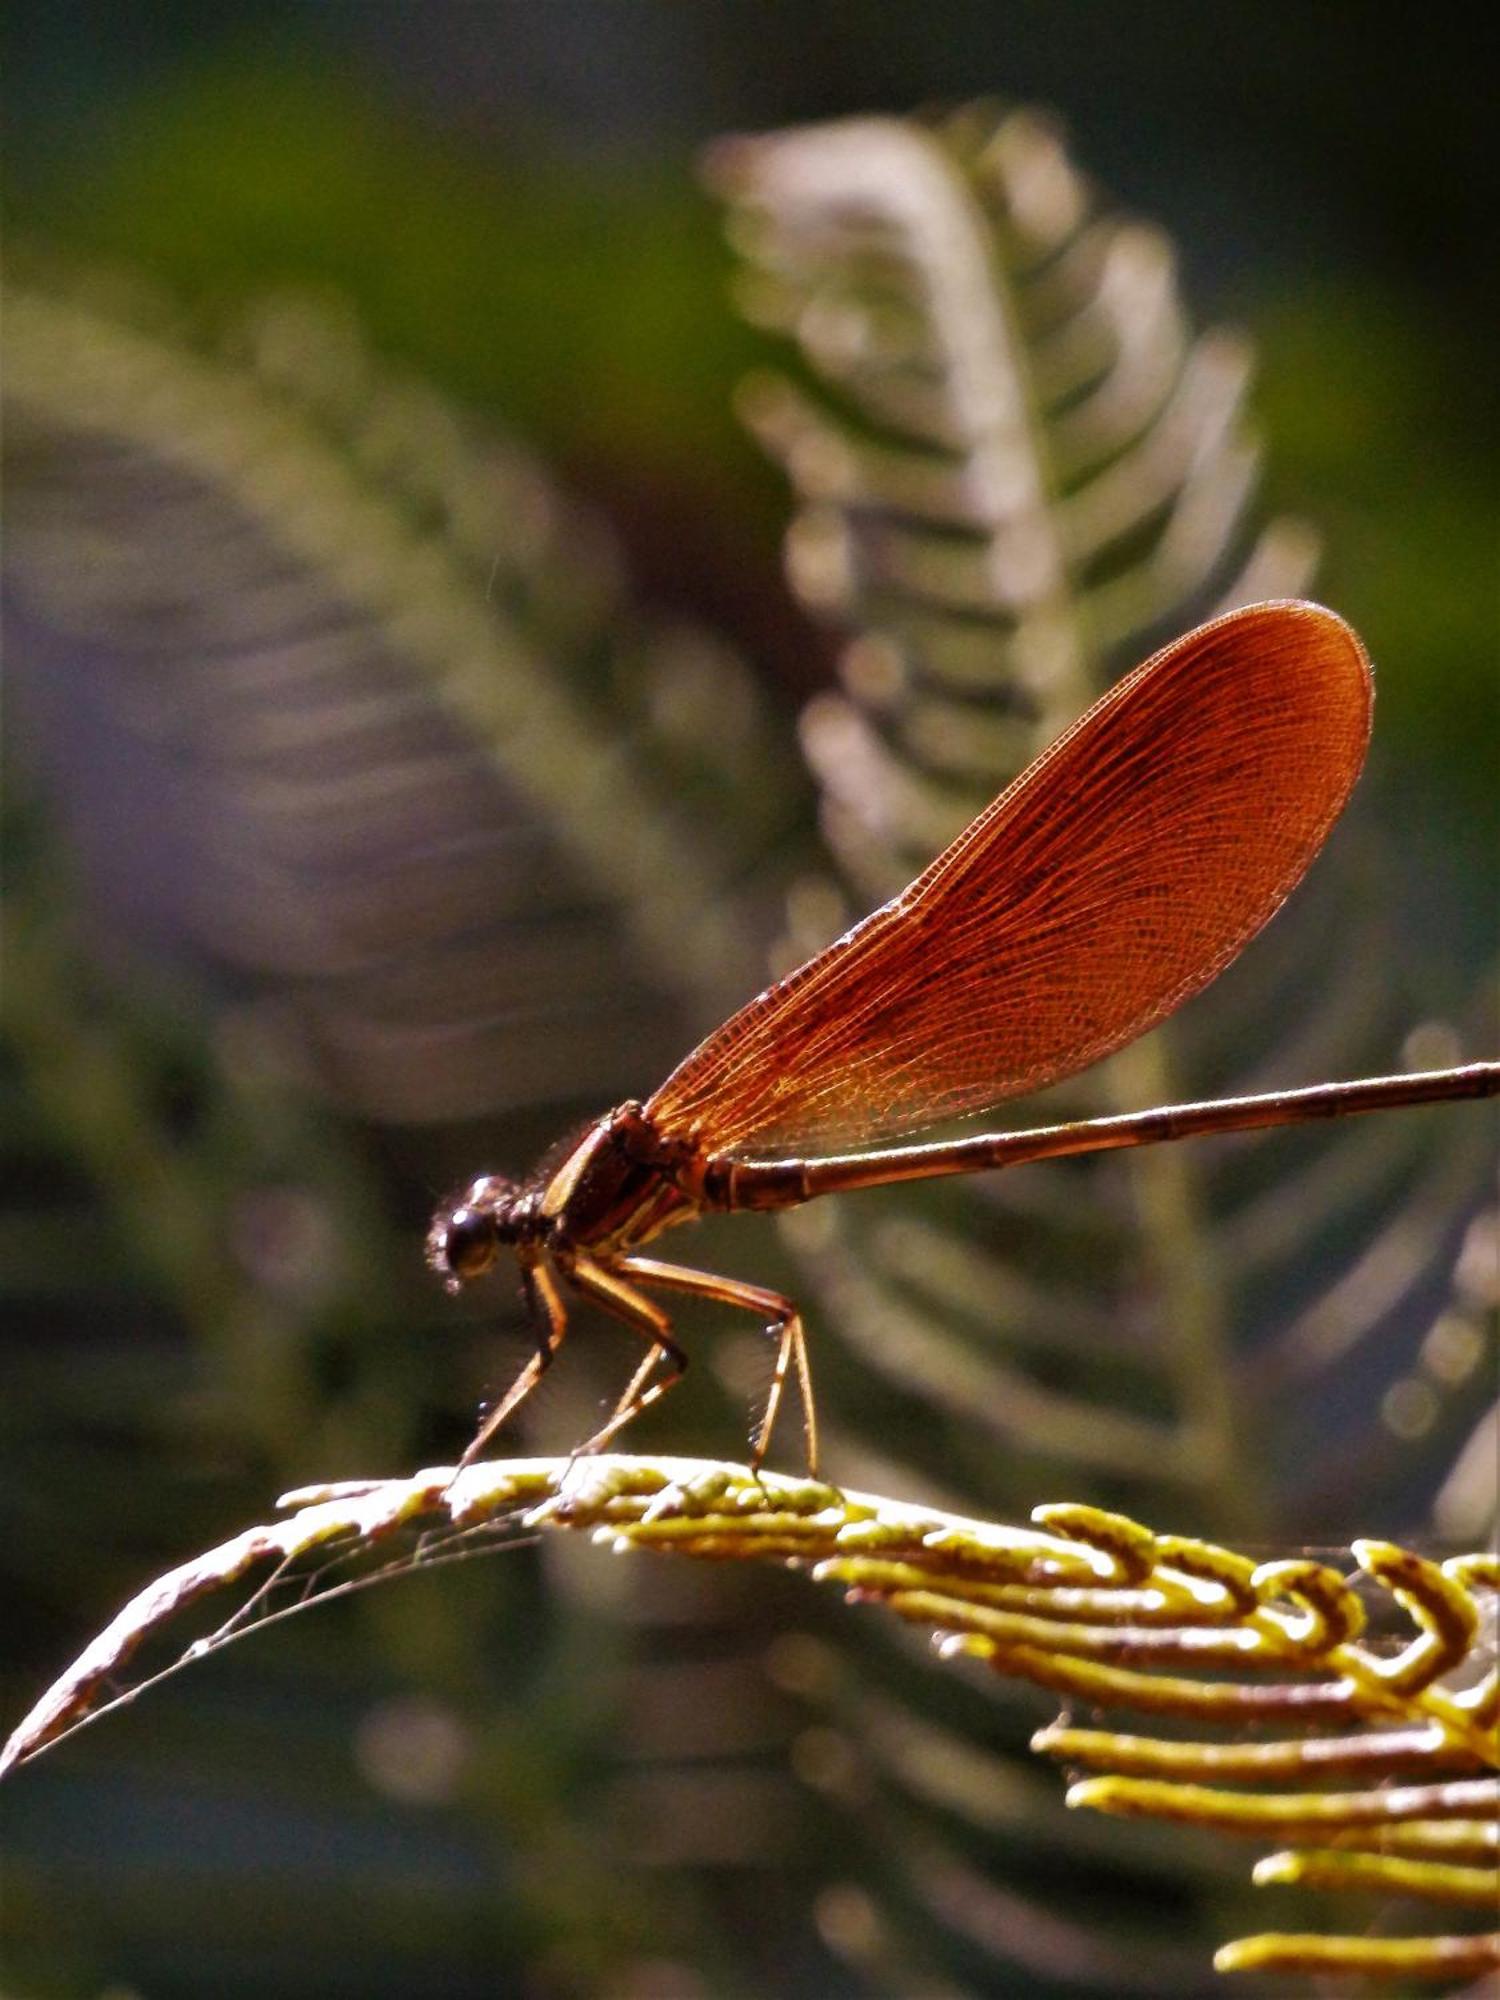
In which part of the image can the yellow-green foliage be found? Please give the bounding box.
[7,1455,1495,1981]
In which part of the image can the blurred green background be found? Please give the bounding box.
[2,7,1495,1998]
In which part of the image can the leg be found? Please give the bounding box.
[615,1256,818,1478]
[566,1253,690,1455]
[457,1259,568,1471]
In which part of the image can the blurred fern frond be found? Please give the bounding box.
[0,260,810,1995]
[707,100,1493,1536]
[8,1457,1495,1983]
[2,263,794,1132]
[2,109,1493,2000]
[706,104,1498,1991]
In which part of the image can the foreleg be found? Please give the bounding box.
[457,1259,568,1471]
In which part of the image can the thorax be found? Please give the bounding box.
[538,1103,700,1255]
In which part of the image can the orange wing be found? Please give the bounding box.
[647,601,1372,1158]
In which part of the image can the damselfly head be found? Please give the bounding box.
[426,1175,518,1292]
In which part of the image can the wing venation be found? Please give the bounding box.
[646,602,1372,1157]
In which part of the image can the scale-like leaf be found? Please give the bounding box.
[9,1459,1494,1984]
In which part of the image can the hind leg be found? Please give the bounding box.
[614,1256,817,1477]
[565,1254,690,1455]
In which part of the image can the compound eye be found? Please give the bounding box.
[442,1205,500,1282]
